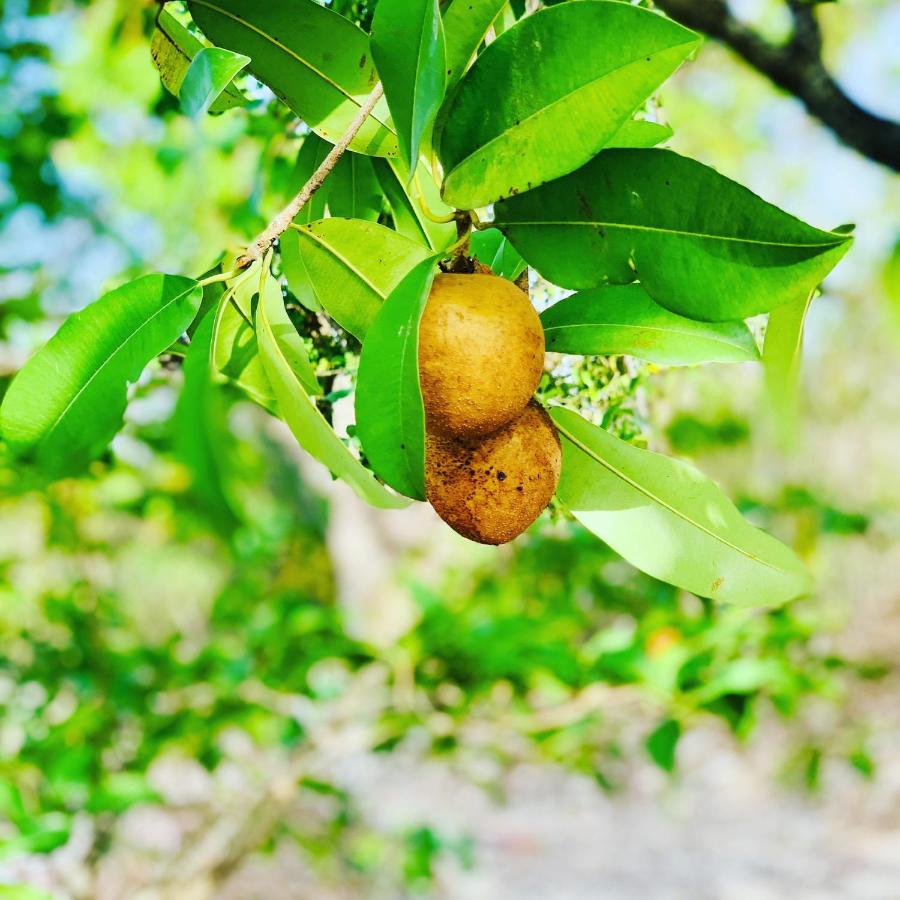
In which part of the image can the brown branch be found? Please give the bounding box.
[654,0,900,172]
[237,83,385,268]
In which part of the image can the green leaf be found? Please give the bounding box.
[180,46,250,117]
[541,284,759,365]
[329,151,384,222]
[0,274,201,477]
[211,264,278,412]
[371,0,446,172]
[434,1,699,208]
[280,228,321,312]
[551,406,812,606]
[494,148,853,320]
[645,719,681,772]
[603,118,673,150]
[372,157,457,250]
[294,219,432,340]
[356,258,437,500]
[258,269,320,397]
[442,0,507,89]
[470,227,526,280]
[763,290,815,446]
[174,311,239,527]
[187,0,397,156]
[255,274,409,510]
[151,9,248,114]
[188,263,228,338]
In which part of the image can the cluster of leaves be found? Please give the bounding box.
[0,0,855,611]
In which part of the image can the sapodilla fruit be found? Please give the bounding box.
[426,400,561,545]
[419,273,544,438]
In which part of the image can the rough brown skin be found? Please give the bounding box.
[419,273,544,439]
[426,401,561,545]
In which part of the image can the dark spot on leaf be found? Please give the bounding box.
[576,189,593,218]
[497,471,507,481]
[516,485,523,492]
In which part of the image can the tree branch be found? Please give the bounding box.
[237,83,385,268]
[654,0,900,171]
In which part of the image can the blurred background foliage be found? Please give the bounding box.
[1,0,899,897]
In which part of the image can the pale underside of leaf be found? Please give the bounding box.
[551,407,810,606]
[540,284,758,364]
[255,284,409,510]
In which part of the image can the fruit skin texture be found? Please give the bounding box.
[426,400,561,545]
[419,273,544,438]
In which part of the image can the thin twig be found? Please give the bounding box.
[237,83,386,268]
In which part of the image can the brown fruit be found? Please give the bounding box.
[419,273,544,438]
[426,401,561,545]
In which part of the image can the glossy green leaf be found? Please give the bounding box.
[372,157,456,250]
[541,284,759,365]
[151,9,248,114]
[495,148,853,320]
[211,264,277,412]
[280,228,321,312]
[260,270,320,396]
[442,0,507,89]
[255,274,409,510]
[435,1,699,208]
[294,219,432,340]
[551,406,812,606]
[371,0,446,172]
[329,151,383,222]
[180,46,250,117]
[470,227,526,280]
[603,118,673,150]
[356,258,437,500]
[188,263,228,338]
[187,0,397,156]
[0,274,201,476]
[763,290,815,446]
[174,311,239,527]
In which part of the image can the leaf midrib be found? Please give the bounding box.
[444,34,698,181]
[501,220,849,249]
[189,0,394,132]
[299,227,386,301]
[553,413,790,575]
[39,281,198,451]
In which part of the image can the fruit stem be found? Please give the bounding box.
[413,171,457,223]
[197,269,239,288]
[443,222,473,261]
